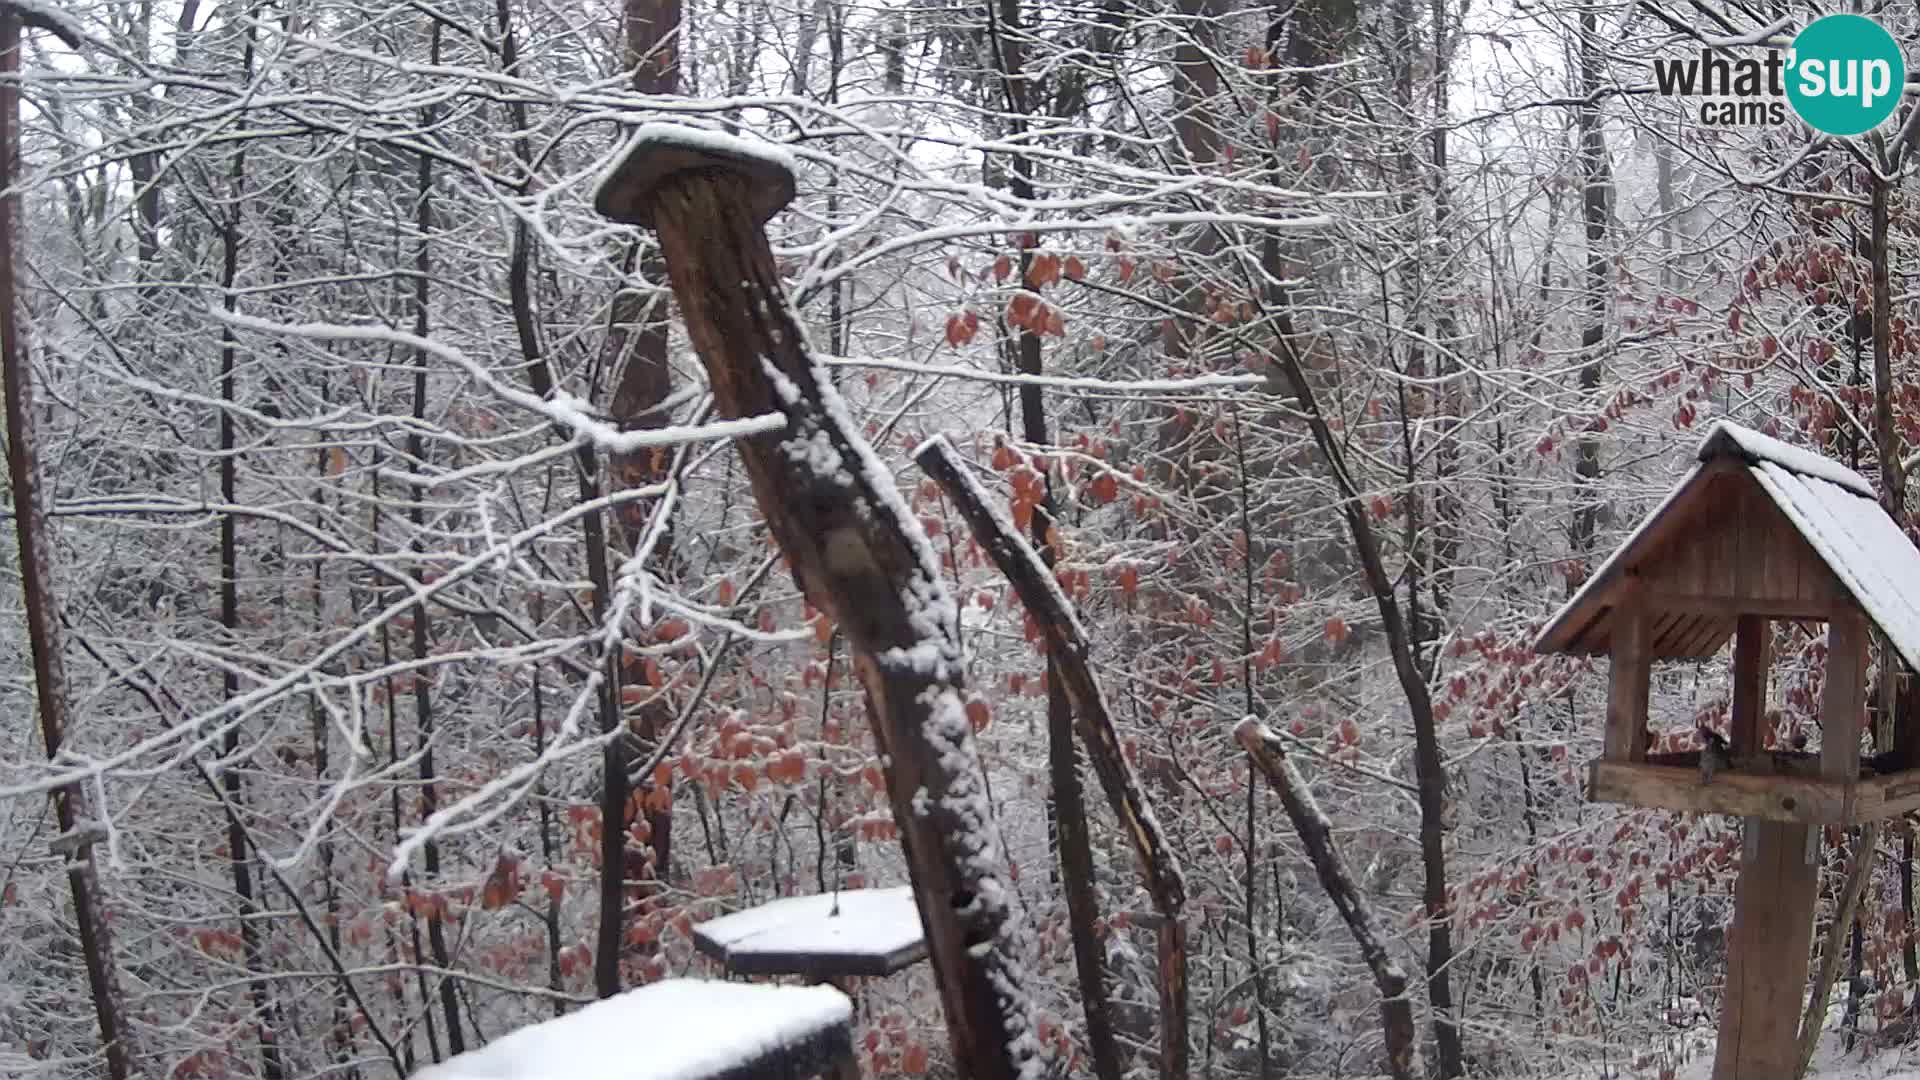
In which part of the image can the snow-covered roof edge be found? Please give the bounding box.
[1750,462,1920,675]
[593,121,798,209]
[1695,420,1875,498]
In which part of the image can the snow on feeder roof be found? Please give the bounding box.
[594,122,797,228]
[691,885,927,979]
[1535,419,1920,673]
[411,979,853,1080]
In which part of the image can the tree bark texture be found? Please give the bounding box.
[634,166,1041,1080]
[916,434,1190,1080]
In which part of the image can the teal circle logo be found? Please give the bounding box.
[1786,15,1905,136]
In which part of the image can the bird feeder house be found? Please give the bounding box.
[1534,420,1920,1079]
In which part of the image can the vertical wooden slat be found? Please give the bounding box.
[1714,482,1738,600]
[1730,615,1770,759]
[1606,603,1652,762]
[1713,820,1820,1080]
[1824,613,1867,783]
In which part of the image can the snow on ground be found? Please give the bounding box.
[411,979,850,1080]
[1670,1038,1920,1080]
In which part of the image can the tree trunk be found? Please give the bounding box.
[621,153,1041,1080]
[1238,720,1419,1080]
[215,28,286,1065]
[408,25,462,1050]
[1796,824,1879,1078]
[917,436,1190,1080]
[604,0,684,956]
[1570,1,1612,566]
[0,17,133,1075]
[1254,237,1464,1080]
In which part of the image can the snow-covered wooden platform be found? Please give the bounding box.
[691,886,926,978]
[412,979,853,1080]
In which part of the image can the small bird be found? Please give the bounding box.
[1698,725,1732,785]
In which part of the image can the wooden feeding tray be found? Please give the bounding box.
[1534,420,1920,1080]
[692,886,926,979]
[411,979,854,1080]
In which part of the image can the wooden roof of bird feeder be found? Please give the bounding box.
[1534,420,1920,826]
[691,886,927,980]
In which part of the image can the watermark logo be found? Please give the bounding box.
[1651,14,1905,134]
[1786,15,1903,135]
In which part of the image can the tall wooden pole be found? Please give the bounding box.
[1714,614,1859,1079]
[0,16,134,1078]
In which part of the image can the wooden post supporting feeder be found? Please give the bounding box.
[595,124,1041,1080]
[1535,422,1920,1079]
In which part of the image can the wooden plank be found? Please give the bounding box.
[1587,761,1850,824]
[1632,591,1840,620]
[1852,769,1920,822]
[1720,478,1751,595]
[1681,614,1734,658]
[1604,606,1652,762]
[1712,821,1820,1080]
[1824,613,1867,783]
[1648,609,1692,655]
[1730,616,1770,759]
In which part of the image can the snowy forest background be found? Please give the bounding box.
[3,0,1917,1077]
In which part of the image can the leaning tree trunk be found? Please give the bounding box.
[0,15,134,1078]
[597,130,1041,1080]
[917,436,1190,1080]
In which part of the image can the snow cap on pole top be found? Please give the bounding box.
[594,121,798,228]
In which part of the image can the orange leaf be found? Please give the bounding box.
[1007,292,1040,329]
[1064,255,1086,282]
[480,856,520,911]
[1027,253,1061,289]
[992,254,1012,282]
